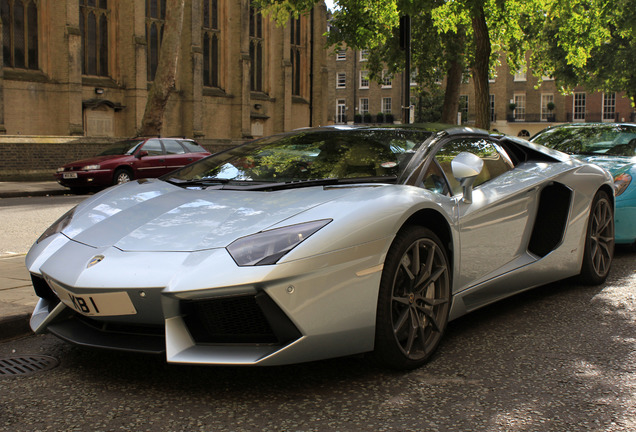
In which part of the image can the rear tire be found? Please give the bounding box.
[374,226,451,370]
[578,190,614,285]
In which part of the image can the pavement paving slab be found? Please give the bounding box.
[0,255,37,341]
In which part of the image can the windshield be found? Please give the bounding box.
[166,129,432,184]
[97,139,144,156]
[532,125,636,157]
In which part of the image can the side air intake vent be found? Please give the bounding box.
[528,183,572,257]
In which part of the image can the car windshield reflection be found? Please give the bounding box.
[167,129,432,184]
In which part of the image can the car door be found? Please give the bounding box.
[133,139,166,178]
[161,139,195,175]
[427,136,542,292]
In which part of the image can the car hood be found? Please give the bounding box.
[573,155,636,175]
[63,155,129,167]
[62,179,356,252]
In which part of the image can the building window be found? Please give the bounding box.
[603,93,616,121]
[336,72,346,89]
[489,94,495,122]
[359,49,368,61]
[573,92,586,121]
[290,16,302,96]
[410,69,418,86]
[359,70,369,89]
[2,0,38,70]
[541,94,554,121]
[514,94,526,121]
[80,0,109,76]
[514,69,526,82]
[359,98,369,114]
[146,0,166,81]
[459,95,468,124]
[336,49,346,60]
[202,0,220,88]
[461,68,470,84]
[382,97,392,114]
[249,5,264,92]
[336,99,346,124]
[381,70,392,88]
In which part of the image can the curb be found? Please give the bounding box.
[0,189,69,199]
[0,312,32,341]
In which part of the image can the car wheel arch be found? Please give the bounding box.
[399,209,454,273]
[113,166,134,184]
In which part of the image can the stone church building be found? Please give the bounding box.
[0,0,330,179]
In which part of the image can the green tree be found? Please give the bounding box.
[526,0,635,107]
[258,0,535,130]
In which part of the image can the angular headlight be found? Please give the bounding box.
[81,164,101,170]
[614,173,632,197]
[37,208,76,244]
[227,219,332,266]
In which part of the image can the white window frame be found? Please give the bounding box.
[603,92,616,122]
[541,93,555,121]
[336,99,346,124]
[381,70,392,88]
[382,97,392,114]
[514,69,527,82]
[359,98,369,114]
[573,92,586,121]
[359,70,369,89]
[336,50,346,61]
[336,72,346,89]
[514,93,526,121]
[359,49,369,61]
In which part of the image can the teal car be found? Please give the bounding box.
[532,123,636,247]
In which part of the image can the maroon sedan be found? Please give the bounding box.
[55,137,210,191]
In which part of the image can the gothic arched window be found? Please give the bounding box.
[79,0,109,77]
[202,0,220,88]
[1,0,38,70]
[146,0,166,81]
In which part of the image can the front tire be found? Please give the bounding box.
[578,190,614,285]
[374,226,451,370]
[113,168,133,185]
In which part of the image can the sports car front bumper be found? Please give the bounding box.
[27,234,390,365]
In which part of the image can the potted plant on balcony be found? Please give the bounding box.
[546,102,556,121]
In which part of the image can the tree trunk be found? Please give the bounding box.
[441,59,463,124]
[471,3,491,130]
[138,0,185,136]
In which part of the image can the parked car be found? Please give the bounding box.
[28,125,614,369]
[55,137,210,191]
[531,123,636,247]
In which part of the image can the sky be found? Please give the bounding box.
[325,0,336,11]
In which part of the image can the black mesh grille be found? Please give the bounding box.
[182,295,278,344]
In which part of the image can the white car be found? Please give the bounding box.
[27,125,615,369]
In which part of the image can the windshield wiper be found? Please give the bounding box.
[227,176,398,191]
[164,177,232,187]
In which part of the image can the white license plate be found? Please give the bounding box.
[63,172,78,179]
[51,284,137,317]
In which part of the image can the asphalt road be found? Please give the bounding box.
[1,247,635,431]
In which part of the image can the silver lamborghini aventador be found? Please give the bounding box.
[27,125,615,369]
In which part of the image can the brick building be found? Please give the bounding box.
[329,45,636,136]
[461,58,636,137]
[328,47,408,125]
[0,0,330,179]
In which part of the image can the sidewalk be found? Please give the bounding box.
[0,255,37,341]
[1,181,69,341]
[0,180,68,198]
